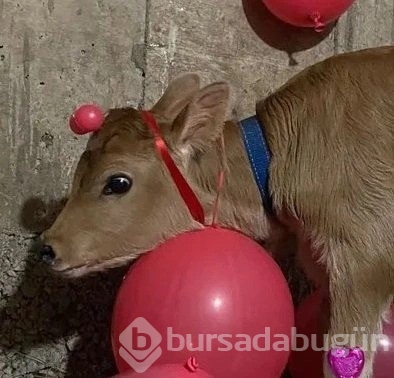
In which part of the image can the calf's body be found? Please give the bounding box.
[42,46,394,378]
[259,46,394,377]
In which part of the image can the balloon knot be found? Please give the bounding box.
[309,12,325,32]
[185,356,199,372]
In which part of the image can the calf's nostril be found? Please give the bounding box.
[40,244,56,264]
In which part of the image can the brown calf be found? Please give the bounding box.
[42,46,394,377]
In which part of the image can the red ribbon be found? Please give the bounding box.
[140,111,205,224]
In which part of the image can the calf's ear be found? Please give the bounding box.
[151,73,200,122]
[176,82,230,153]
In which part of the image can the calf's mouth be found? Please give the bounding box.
[40,243,136,278]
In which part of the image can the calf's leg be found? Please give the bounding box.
[322,237,393,378]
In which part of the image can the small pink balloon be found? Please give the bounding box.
[69,104,105,135]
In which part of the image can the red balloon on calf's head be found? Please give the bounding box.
[69,104,105,135]
[111,227,294,378]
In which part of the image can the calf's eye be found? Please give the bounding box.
[103,175,132,195]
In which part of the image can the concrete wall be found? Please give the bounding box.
[0,0,393,376]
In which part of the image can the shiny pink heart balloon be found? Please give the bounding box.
[328,347,365,378]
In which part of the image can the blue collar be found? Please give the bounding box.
[239,115,273,215]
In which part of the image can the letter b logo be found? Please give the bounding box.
[119,317,162,373]
[132,327,152,351]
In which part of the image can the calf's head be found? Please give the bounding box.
[41,74,231,276]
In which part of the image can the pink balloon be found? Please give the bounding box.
[111,227,294,378]
[288,288,394,378]
[69,104,105,135]
[263,0,355,31]
[111,361,214,378]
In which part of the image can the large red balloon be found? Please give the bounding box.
[288,288,394,378]
[263,0,355,31]
[111,227,294,378]
[111,360,214,378]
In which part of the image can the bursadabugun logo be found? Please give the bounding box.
[119,318,391,373]
[118,317,163,373]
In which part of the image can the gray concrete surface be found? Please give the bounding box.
[0,0,393,377]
